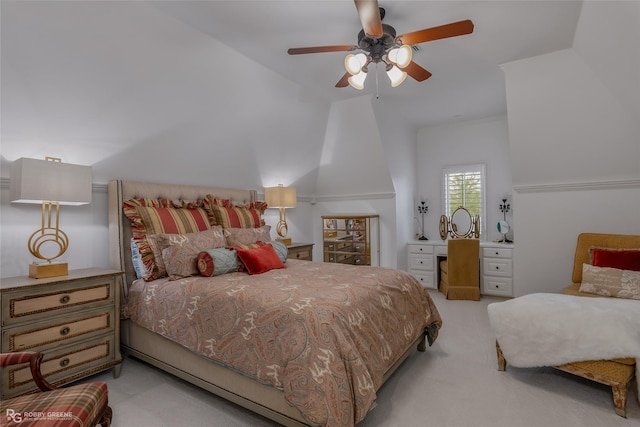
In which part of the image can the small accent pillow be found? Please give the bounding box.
[270,241,288,263]
[236,244,285,275]
[197,248,240,277]
[590,247,640,272]
[579,263,640,300]
[148,227,226,279]
[224,225,272,247]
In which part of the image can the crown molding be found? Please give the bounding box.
[514,178,640,193]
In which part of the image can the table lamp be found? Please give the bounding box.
[264,184,296,246]
[10,157,92,278]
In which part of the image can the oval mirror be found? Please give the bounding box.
[439,215,448,240]
[497,220,510,235]
[451,207,473,238]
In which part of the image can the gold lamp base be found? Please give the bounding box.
[29,262,68,279]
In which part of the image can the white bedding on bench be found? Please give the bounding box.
[488,293,640,395]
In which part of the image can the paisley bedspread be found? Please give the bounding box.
[124,260,442,426]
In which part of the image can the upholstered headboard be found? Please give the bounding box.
[571,233,640,283]
[108,180,257,288]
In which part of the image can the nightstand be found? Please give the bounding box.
[287,243,314,261]
[1,268,122,399]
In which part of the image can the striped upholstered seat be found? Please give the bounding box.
[0,352,112,427]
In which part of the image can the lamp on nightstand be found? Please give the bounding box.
[264,184,297,246]
[10,157,92,278]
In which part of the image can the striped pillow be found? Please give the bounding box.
[123,198,214,281]
[209,199,267,228]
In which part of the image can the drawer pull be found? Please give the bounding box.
[419,261,423,264]
[296,253,301,258]
[495,251,499,255]
[496,266,500,270]
[60,295,71,304]
[59,358,70,368]
[60,326,71,336]
[419,248,423,252]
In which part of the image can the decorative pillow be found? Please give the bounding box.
[236,244,285,275]
[590,247,640,272]
[197,248,240,277]
[123,198,214,281]
[579,263,640,300]
[224,225,272,247]
[148,227,226,279]
[131,238,147,279]
[163,245,198,280]
[270,241,288,263]
[207,197,267,228]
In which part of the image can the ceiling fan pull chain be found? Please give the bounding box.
[375,62,380,99]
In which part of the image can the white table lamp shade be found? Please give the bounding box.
[10,158,92,205]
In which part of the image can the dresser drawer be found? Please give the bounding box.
[410,272,435,289]
[3,335,118,398]
[3,308,115,352]
[408,244,433,255]
[483,277,513,296]
[409,255,433,271]
[482,247,512,259]
[483,258,513,277]
[2,277,114,326]
[289,248,311,260]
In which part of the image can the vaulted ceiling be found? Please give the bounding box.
[1,1,584,171]
[151,1,583,127]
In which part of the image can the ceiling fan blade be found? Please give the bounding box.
[398,20,474,45]
[402,61,432,82]
[288,45,357,55]
[354,0,383,37]
[335,73,350,88]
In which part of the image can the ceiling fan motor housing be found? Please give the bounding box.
[357,24,397,62]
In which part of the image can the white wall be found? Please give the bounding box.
[416,116,512,244]
[373,105,420,271]
[313,96,397,267]
[502,1,640,296]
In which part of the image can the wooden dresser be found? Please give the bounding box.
[1,268,122,399]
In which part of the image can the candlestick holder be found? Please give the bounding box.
[417,201,429,240]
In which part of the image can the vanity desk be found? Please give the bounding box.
[407,240,514,297]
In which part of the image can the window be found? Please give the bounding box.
[442,164,486,236]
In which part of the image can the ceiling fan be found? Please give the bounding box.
[287,0,474,90]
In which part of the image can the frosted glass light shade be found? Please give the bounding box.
[386,65,407,87]
[348,71,367,90]
[10,158,92,205]
[387,45,412,68]
[344,53,367,75]
[264,184,297,208]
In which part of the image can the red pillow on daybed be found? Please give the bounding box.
[236,244,285,275]
[591,248,640,272]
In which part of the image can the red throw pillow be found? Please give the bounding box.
[591,248,640,272]
[236,244,285,275]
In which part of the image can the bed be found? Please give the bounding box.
[108,180,442,426]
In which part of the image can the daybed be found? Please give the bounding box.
[108,180,442,427]
[490,232,639,417]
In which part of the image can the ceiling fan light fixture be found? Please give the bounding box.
[344,53,368,75]
[348,70,367,90]
[387,44,412,68]
[386,65,407,87]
